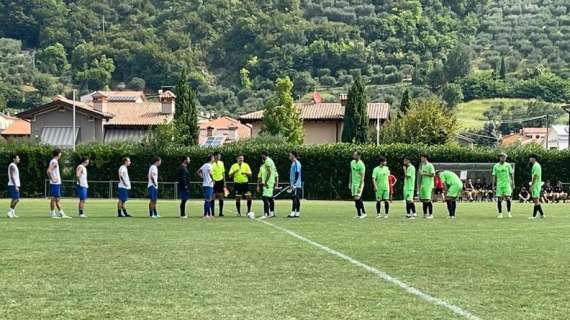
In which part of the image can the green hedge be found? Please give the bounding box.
[0,142,569,200]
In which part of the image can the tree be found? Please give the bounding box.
[381,98,458,145]
[399,89,411,116]
[127,77,145,91]
[240,68,252,89]
[261,76,303,144]
[440,83,464,110]
[342,77,368,143]
[174,68,199,145]
[444,45,472,82]
[36,43,68,76]
[499,55,507,80]
[75,55,115,90]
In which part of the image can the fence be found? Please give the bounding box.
[44,180,303,200]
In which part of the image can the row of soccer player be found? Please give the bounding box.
[348,151,546,219]
[5,149,301,219]
[5,149,546,220]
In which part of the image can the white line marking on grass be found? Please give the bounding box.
[258,219,482,320]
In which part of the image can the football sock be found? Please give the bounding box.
[376,201,381,214]
[538,204,544,216]
[269,199,275,213]
[446,201,452,216]
[180,200,187,216]
[422,202,428,215]
[428,202,433,215]
[411,203,416,214]
[236,200,241,214]
[117,209,123,217]
[533,205,538,217]
[359,199,366,214]
[384,201,390,215]
[219,199,224,215]
[247,199,252,212]
[497,200,503,213]
[354,200,361,216]
[506,200,512,212]
[210,200,215,216]
[79,209,83,216]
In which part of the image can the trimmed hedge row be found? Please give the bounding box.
[0,142,569,200]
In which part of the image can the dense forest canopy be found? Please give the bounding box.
[0,0,569,115]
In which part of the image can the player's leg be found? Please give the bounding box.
[295,188,301,217]
[530,186,544,219]
[246,193,253,214]
[179,192,188,218]
[8,186,19,218]
[218,192,225,217]
[505,195,512,217]
[235,194,242,216]
[497,195,504,218]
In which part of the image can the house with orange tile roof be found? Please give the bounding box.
[17,90,175,148]
[240,95,390,144]
[500,128,547,147]
[199,116,252,145]
[1,119,31,140]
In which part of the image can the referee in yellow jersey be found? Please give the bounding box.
[212,152,226,217]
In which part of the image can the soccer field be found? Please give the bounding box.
[1,199,568,320]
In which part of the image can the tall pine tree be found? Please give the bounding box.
[341,93,356,143]
[399,89,411,117]
[175,68,199,145]
[350,77,369,144]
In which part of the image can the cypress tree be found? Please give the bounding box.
[175,68,199,145]
[351,77,369,144]
[399,89,411,116]
[341,94,356,143]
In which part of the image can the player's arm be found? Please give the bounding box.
[348,171,352,190]
[119,168,126,186]
[196,167,203,179]
[359,169,365,192]
[372,174,378,192]
[228,165,236,179]
[75,166,82,184]
[47,162,55,182]
[151,170,158,187]
[9,165,18,190]
[245,164,252,177]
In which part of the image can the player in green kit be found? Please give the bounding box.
[372,156,390,218]
[403,157,416,219]
[419,154,435,219]
[258,151,279,219]
[436,170,463,219]
[492,152,514,218]
[529,154,545,219]
[349,151,366,218]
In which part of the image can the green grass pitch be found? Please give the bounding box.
[0,199,569,319]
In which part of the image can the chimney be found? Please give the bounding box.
[92,91,108,113]
[340,94,348,106]
[207,126,214,137]
[313,92,322,104]
[159,90,176,114]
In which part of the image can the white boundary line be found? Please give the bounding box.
[257,219,482,320]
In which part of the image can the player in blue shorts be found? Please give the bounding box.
[75,157,90,218]
[117,157,132,217]
[7,154,21,218]
[47,149,70,219]
[147,157,161,218]
[198,154,215,218]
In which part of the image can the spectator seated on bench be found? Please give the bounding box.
[518,187,531,203]
[553,181,568,203]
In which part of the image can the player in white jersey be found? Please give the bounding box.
[7,154,21,218]
[147,157,161,218]
[117,157,132,217]
[47,149,70,219]
[75,157,90,218]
